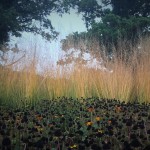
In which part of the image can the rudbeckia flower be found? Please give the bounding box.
[36,115,43,121]
[86,121,93,126]
[108,120,112,124]
[98,129,103,133]
[95,116,101,121]
[87,106,94,112]
[70,144,77,149]
[35,126,43,132]
[115,105,122,113]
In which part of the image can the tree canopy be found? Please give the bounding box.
[108,0,150,17]
[0,0,65,48]
[61,0,150,56]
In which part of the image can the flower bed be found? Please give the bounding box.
[0,97,150,150]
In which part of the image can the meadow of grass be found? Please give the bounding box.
[0,37,150,107]
[1,37,150,150]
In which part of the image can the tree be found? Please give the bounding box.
[61,0,102,28]
[103,0,150,17]
[61,0,150,57]
[0,0,65,49]
[88,14,150,50]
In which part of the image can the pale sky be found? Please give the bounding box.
[7,8,111,73]
[8,9,87,69]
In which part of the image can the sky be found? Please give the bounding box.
[7,6,112,73]
[0,0,115,73]
[8,9,87,69]
[7,9,112,72]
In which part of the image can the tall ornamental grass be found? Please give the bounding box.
[0,37,150,107]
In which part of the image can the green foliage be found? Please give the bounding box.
[76,0,102,28]
[61,0,150,55]
[61,0,102,28]
[89,14,150,46]
[0,0,63,47]
[103,0,150,17]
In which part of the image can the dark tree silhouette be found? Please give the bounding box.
[0,0,65,48]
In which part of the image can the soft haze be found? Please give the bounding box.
[8,9,86,69]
